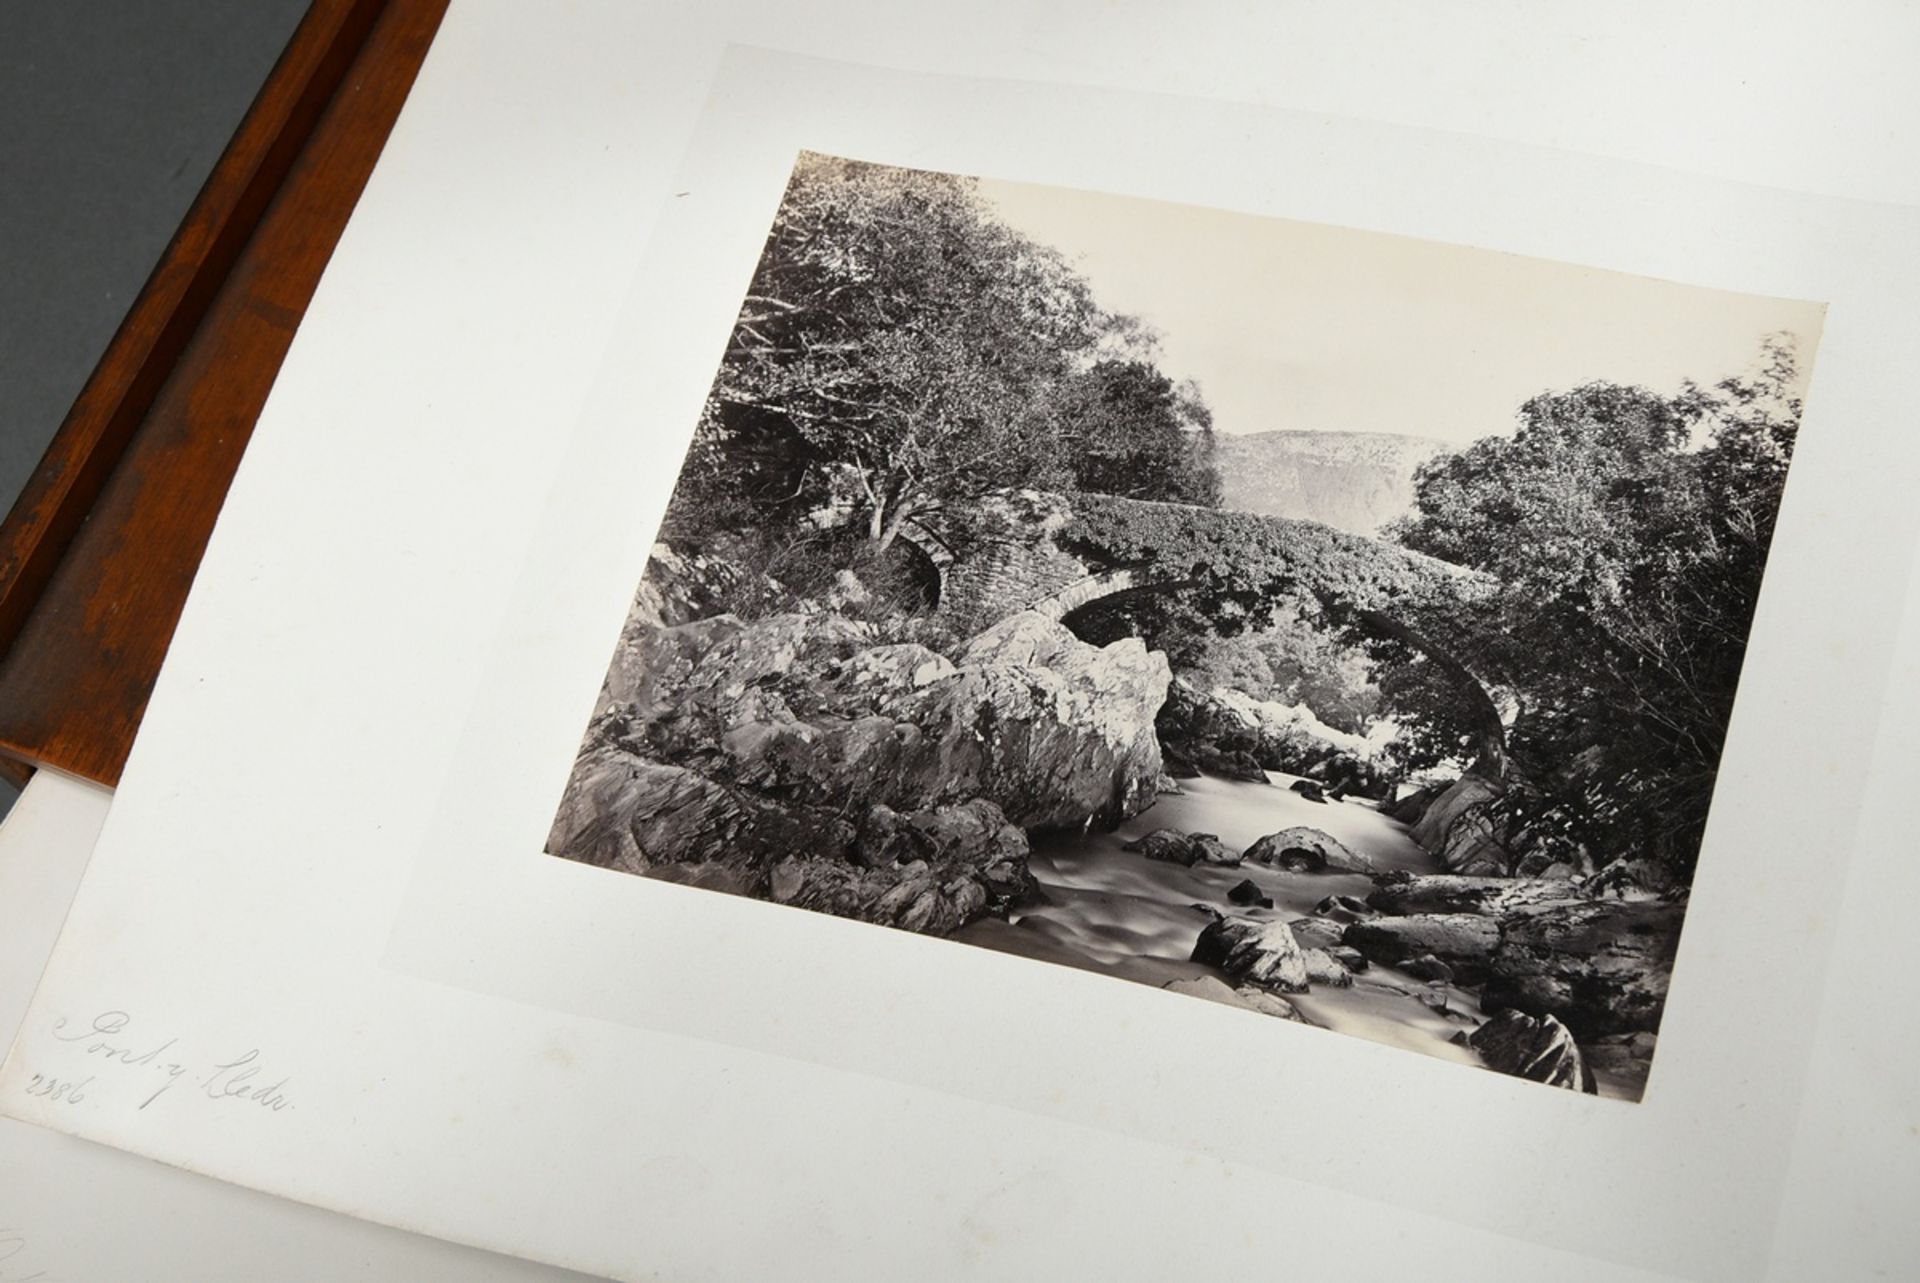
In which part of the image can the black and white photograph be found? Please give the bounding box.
[546,151,1822,1102]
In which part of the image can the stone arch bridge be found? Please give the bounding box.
[895,489,1483,637]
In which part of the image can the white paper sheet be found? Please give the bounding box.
[4,3,1918,1279]
[0,773,599,1281]
[379,48,1920,1281]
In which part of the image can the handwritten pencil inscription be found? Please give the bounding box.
[22,1010,296,1115]
[0,1227,50,1283]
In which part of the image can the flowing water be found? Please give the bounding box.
[955,771,1488,1073]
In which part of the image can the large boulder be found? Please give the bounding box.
[684,611,876,712]
[1386,781,1446,826]
[545,749,853,880]
[1192,917,1311,993]
[1481,899,1684,1038]
[547,749,1034,935]
[1157,679,1388,795]
[1155,680,1272,782]
[552,607,1175,939]
[821,643,957,704]
[1408,774,1511,874]
[907,613,1172,828]
[1212,687,1390,794]
[599,609,869,758]
[595,611,746,727]
[1463,1009,1596,1093]
[1245,826,1373,873]
[858,799,1031,893]
[625,610,1170,833]
[769,797,1035,933]
[770,856,989,935]
[1340,913,1501,984]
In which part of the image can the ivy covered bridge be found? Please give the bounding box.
[897,490,1507,778]
[899,489,1486,635]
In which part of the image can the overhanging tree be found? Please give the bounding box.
[1383,338,1806,872]
[667,153,1213,554]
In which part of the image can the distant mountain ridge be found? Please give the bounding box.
[1212,429,1453,536]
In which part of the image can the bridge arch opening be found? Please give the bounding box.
[884,538,944,612]
[1057,579,1201,645]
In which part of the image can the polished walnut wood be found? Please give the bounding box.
[0,0,450,786]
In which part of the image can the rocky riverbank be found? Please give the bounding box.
[551,546,1681,1099]
[960,775,1677,1099]
[548,598,1170,936]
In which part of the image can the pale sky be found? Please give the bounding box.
[978,176,1825,445]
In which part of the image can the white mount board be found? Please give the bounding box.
[3,4,1918,1279]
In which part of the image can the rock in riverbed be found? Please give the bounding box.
[1192,917,1311,993]
[1245,826,1372,873]
[1341,913,1501,984]
[1286,917,1347,951]
[1358,869,1683,1041]
[1462,1009,1596,1092]
[1227,878,1274,908]
[1400,953,1454,983]
[1124,829,1242,867]
[1302,948,1355,988]
[1328,945,1369,974]
[1312,894,1374,922]
[1407,774,1511,875]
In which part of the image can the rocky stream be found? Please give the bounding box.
[959,771,1660,1099]
[549,558,1680,1100]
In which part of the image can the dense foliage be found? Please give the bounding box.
[1052,360,1221,505]
[1385,337,1806,873]
[663,153,1219,564]
[1059,491,1481,632]
[1171,605,1382,735]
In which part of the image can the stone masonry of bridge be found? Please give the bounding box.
[900,490,1099,633]
[896,487,1507,777]
[897,489,1478,638]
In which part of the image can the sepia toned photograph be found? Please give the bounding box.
[546,151,1822,1101]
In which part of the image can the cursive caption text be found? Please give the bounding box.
[27,1010,296,1114]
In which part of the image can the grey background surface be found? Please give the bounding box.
[0,0,310,817]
